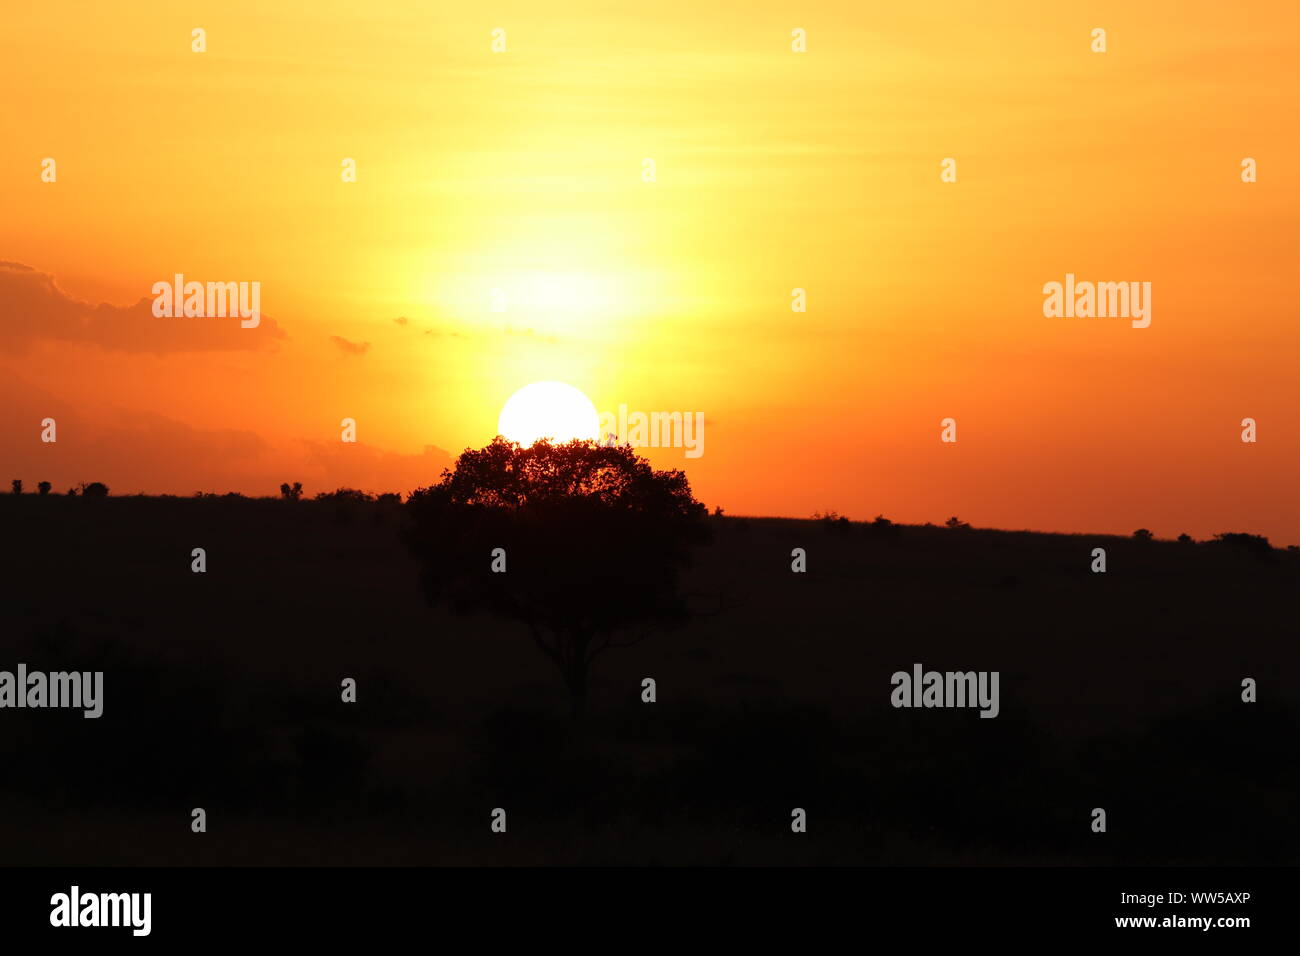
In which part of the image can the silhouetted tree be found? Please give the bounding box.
[404,437,710,718]
[80,482,109,497]
[315,488,374,502]
[37,481,50,495]
[1177,533,1193,544]
[866,514,902,543]
[280,482,303,501]
[813,510,851,533]
[10,480,21,495]
[312,487,372,526]
[1211,532,1274,561]
[1133,528,1153,541]
[377,493,402,504]
[945,516,970,530]
[65,487,77,497]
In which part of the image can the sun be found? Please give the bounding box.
[498,381,601,447]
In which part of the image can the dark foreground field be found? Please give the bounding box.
[1,495,1296,865]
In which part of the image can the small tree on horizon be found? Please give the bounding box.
[403,436,710,718]
[37,481,51,496]
[314,488,375,502]
[866,514,902,543]
[80,482,109,497]
[1211,532,1274,561]
[10,479,21,495]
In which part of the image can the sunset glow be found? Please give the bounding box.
[2,1,1297,542]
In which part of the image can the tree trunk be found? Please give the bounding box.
[565,660,588,720]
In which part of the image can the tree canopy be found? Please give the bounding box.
[404,437,710,715]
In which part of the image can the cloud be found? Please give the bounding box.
[415,322,557,342]
[0,370,274,494]
[300,440,454,495]
[0,369,456,497]
[330,335,370,356]
[0,260,286,354]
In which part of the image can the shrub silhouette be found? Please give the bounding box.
[10,479,21,495]
[80,482,109,497]
[280,481,304,501]
[813,510,851,533]
[866,514,902,543]
[1133,528,1153,541]
[37,481,51,496]
[65,487,77,497]
[1177,533,1194,544]
[945,516,970,530]
[314,488,374,502]
[404,436,710,717]
[1210,532,1274,561]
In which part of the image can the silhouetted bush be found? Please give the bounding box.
[280,481,304,501]
[313,488,374,525]
[865,514,902,543]
[10,479,21,495]
[945,516,970,530]
[1177,533,1194,544]
[80,482,109,497]
[1133,528,1153,541]
[1211,532,1275,561]
[37,481,51,496]
[315,488,375,502]
[814,510,851,533]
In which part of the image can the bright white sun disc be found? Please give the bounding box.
[497,381,600,446]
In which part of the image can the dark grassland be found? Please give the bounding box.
[1,495,1295,865]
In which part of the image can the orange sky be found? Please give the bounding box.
[2,1,1298,543]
